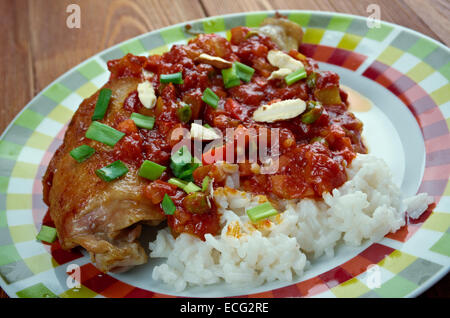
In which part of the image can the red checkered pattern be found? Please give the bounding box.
[49,242,398,298]
[300,43,367,71]
[361,60,450,242]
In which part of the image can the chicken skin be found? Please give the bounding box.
[43,71,168,272]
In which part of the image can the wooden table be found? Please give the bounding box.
[0,0,448,298]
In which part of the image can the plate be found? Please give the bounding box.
[0,10,449,298]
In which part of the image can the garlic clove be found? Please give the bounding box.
[252,99,306,123]
[195,53,233,69]
[190,123,221,140]
[267,50,304,72]
[137,81,157,109]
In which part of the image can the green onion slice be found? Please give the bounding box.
[36,225,57,243]
[131,113,155,130]
[168,178,201,194]
[202,88,220,109]
[301,101,324,124]
[204,123,212,129]
[184,182,201,193]
[170,146,199,181]
[160,72,184,84]
[246,202,278,222]
[221,64,241,89]
[235,62,255,83]
[177,103,192,123]
[85,121,125,147]
[202,176,211,192]
[161,194,176,215]
[170,146,192,167]
[138,160,166,181]
[95,160,129,182]
[285,68,307,85]
[177,165,199,182]
[168,178,188,189]
[70,145,95,163]
[92,88,112,121]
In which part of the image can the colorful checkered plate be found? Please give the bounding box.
[0,11,449,298]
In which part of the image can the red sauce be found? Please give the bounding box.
[105,27,367,240]
[167,190,220,239]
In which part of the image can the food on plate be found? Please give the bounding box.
[42,15,432,288]
[43,77,167,272]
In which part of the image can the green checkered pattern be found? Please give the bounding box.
[376,33,449,101]
[330,251,432,298]
[0,11,448,298]
[357,251,443,298]
[423,212,450,257]
[0,54,112,294]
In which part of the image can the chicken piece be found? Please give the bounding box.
[43,75,165,273]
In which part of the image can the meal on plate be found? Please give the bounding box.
[42,15,433,291]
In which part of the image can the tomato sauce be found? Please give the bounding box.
[105,26,367,240]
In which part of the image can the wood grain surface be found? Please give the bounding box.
[0,0,448,298]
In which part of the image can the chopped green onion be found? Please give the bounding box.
[202,176,211,192]
[160,72,184,84]
[177,165,199,182]
[85,121,125,147]
[170,146,199,181]
[235,62,255,83]
[70,145,95,163]
[170,146,192,168]
[92,88,112,121]
[202,88,220,109]
[36,225,57,243]
[138,160,166,181]
[168,178,201,194]
[95,160,129,182]
[204,123,212,129]
[301,101,323,124]
[246,202,278,222]
[177,103,192,123]
[184,182,201,193]
[285,68,307,85]
[161,194,176,215]
[131,113,155,130]
[168,177,188,189]
[221,64,241,89]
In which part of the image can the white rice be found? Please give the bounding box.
[149,154,432,292]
